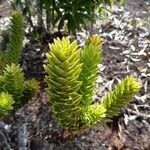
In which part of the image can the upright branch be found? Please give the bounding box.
[44,37,83,129]
[6,11,24,65]
[79,35,102,106]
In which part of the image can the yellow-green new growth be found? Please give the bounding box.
[81,104,106,125]
[44,37,82,129]
[0,92,14,117]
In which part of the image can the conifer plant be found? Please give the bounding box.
[44,35,141,130]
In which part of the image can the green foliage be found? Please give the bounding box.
[0,92,14,117]
[44,37,82,129]
[45,36,141,130]
[46,0,123,33]
[53,0,114,33]
[79,35,102,106]
[23,78,40,102]
[11,0,122,34]
[6,11,24,65]
[56,0,95,33]
[1,64,25,107]
[100,76,141,120]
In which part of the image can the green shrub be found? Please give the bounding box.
[0,92,14,117]
[45,36,141,130]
